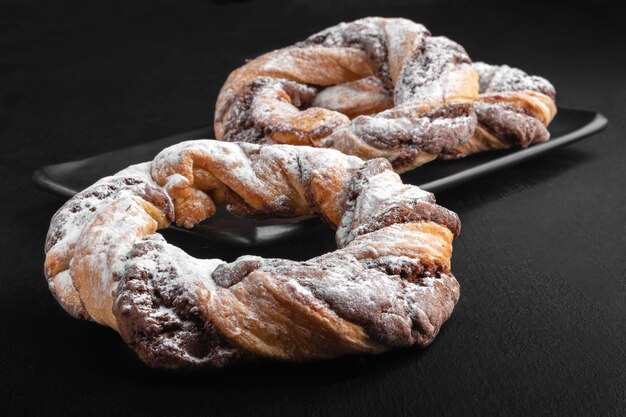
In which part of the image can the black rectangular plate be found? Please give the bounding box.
[33,107,606,246]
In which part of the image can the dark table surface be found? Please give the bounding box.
[1,1,625,416]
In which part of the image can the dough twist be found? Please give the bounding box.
[44,140,461,368]
[214,17,556,171]
[215,17,479,172]
[441,62,557,158]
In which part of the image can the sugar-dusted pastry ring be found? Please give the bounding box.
[44,140,461,368]
[214,17,557,170]
[214,17,479,173]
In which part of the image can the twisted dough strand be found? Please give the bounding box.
[441,62,557,158]
[215,17,557,170]
[215,17,479,172]
[45,141,460,367]
[292,62,558,160]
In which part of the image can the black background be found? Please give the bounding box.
[1,0,625,416]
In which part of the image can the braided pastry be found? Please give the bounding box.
[441,62,557,158]
[44,140,461,368]
[214,17,479,172]
[309,62,557,159]
[214,17,556,171]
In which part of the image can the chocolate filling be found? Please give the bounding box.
[355,200,461,239]
[298,18,393,89]
[212,256,263,288]
[113,237,243,368]
[350,102,477,159]
[45,177,173,252]
[395,36,472,104]
[221,77,321,144]
[220,78,271,144]
[346,160,460,237]
[474,101,549,147]
[221,254,457,348]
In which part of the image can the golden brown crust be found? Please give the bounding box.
[44,140,461,368]
[214,18,479,171]
[214,18,557,168]
[311,76,393,119]
[442,63,557,158]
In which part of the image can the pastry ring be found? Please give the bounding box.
[214,17,556,171]
[214,17,479,172]
[44,140,461,367]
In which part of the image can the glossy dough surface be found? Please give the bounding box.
[44,140,461,368]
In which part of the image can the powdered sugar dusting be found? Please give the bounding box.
[44,162,169,320]
[395,36,472,105]
[337,169,431,245]
[473,61,556,99]
[215,17,478,169]
[46,140,461,367]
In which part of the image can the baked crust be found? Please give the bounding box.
[214,18,556,170]
[44,141,461,368]
[214,17,478,172]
